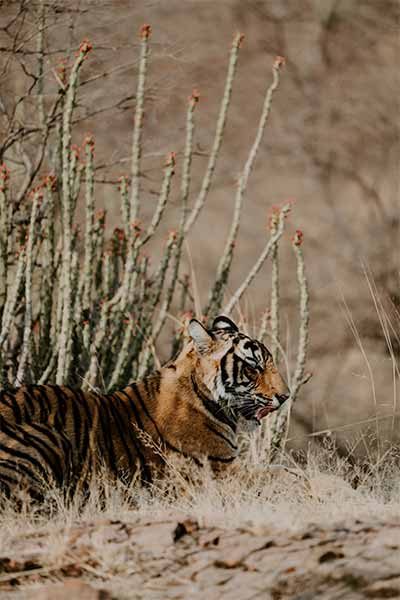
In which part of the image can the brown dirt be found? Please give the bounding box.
[1,515,399,599]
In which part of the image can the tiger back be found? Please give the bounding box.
[0,315,289,502]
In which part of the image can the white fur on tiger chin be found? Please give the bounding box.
[237,415,259,434]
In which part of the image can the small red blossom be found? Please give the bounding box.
[140,24,152,40]
[284,196,296,209]
[130,220,142,236]
[122,313,137,327]
[117,175,129,191]
[95,209,106,229]
[168,229,178,241]
[71,144,80,158]
[274,56,286,69]
[0,164,10,185]
[83,133,95,149]
[29,187,44,200]
[292,229,303,246]
[165,152,176,168]
[43,174,57,191]
[189,89,200,104]
[78,39,92,56]
[268,204,280,230]
[113,227,125,242]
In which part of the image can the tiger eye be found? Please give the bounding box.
[243,364,258,379]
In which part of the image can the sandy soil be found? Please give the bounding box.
[1,513,399,599]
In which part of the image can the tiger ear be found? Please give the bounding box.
[212,315,239,333]
[188,319,213,354]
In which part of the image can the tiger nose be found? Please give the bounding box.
[276,393,289,405]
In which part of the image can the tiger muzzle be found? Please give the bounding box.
[255,393,289,421]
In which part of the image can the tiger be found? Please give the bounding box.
[0,315,289,503]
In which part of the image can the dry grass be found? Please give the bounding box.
[1,442,399,540]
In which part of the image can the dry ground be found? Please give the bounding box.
[1,451,399,599]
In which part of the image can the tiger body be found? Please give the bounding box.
[0,316,289,502]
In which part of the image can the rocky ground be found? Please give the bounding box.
[1,515,399,599]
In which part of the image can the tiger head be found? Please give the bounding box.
[187,315,289,430]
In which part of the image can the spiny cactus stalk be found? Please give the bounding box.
[269,229,311,457]
[0,25,310,456]
[207,56,285,318]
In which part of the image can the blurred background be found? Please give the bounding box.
[1,0,399,454]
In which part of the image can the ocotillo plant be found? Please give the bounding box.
[0,24,310,454]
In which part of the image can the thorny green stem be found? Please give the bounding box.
[138,152,175,248]
[224,204,291,315]
[137,232,176,379]
[184,33,244,234]
[129,25,151,225]
[16,191,41,385]
[271,230,310,456]
[82,137,95,311]
[57,40,91,384]
[39,177,56,365]
[0,249,25,349]
[180,91,198,226]
[269,209,280,363]
[207,57,284,317]
[119,176,129,238]
[36,0,46,130]
[0,165,10,320]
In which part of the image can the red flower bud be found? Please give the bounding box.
[0,164,10,184]
[83,133,95,149]
[140,24,152,40]
[79,39,92,55]
[292,229,303,246]
[274,56,286,69]
[165,152,176,168]
[189,89,200,104]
